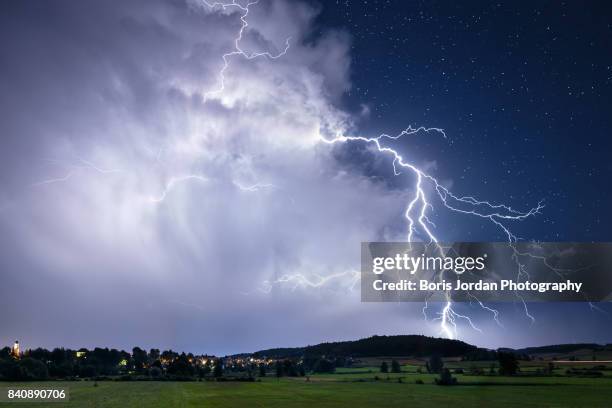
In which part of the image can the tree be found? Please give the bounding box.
[312,358,335,373]
[160,350,178,366]
[79,365,97,378]
[259,363,266,377]
[213,359,223,378]
[334,356,346,368]
[48,361,74,378]
[50,348,71,366]
[132,347,148,371]
[167,354,195,377]
[435,368,457,386]
[497,352,519,376]
[427,355,444,374]
[0,347,11,360]
[148,349,160,364]
[283,359,298,376]
[0,359,18,380]
[391,359,401,373]
[275,360,283,378]
[149,366,162,378]
[23,358,49,380]
[29,348,51,362]
[380,361,389,373]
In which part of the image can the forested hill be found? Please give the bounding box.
[515,343,610,355]
[251,335,479,358]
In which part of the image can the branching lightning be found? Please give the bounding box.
[33,158,122,186]
[261,270,360,294]
[202,0,290,99]
[143,0,289,204]
[178,10,546,338]
[32,0,553,340]
[196,0,545,338]
[319,130,543,338]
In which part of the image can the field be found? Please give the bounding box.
[3,363,612,408]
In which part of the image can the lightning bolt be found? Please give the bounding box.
[31,0,550,339]
[198,0,546,338]
[261,270,360,294]
[33,158,122,186]
[141,0,290,204]
[232,181,276,192]
[148,174,209,203]
[202,0,290,99]
[320,130,543,338]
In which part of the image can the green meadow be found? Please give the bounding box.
[3,364,612,408]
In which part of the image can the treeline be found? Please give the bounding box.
[5,335,600,382]
[0,346,217,381]
[0,345,348,382]
[515,343,612,355]
[253,335,478,359]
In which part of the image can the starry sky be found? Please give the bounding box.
[318,0,612,242]
[320,0,612,348]
[0,0,611,355]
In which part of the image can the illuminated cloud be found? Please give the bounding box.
[0,0,420,352]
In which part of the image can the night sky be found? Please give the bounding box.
[320,0,612,348]
[1,0,611,355]
[318,0,612,242]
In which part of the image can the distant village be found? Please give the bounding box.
[0,339,318,381]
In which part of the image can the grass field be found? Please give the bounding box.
[3,367,612,408]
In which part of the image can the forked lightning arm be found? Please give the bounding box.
[320,130,543,338]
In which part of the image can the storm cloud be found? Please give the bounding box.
[0,0,428,354]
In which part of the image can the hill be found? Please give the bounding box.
[251,335,478,359]
[515,343,612,355]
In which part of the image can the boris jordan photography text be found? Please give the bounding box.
[373,278,582,293]
[361,242,612,302]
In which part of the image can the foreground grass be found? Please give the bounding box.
[2,374,612,408]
